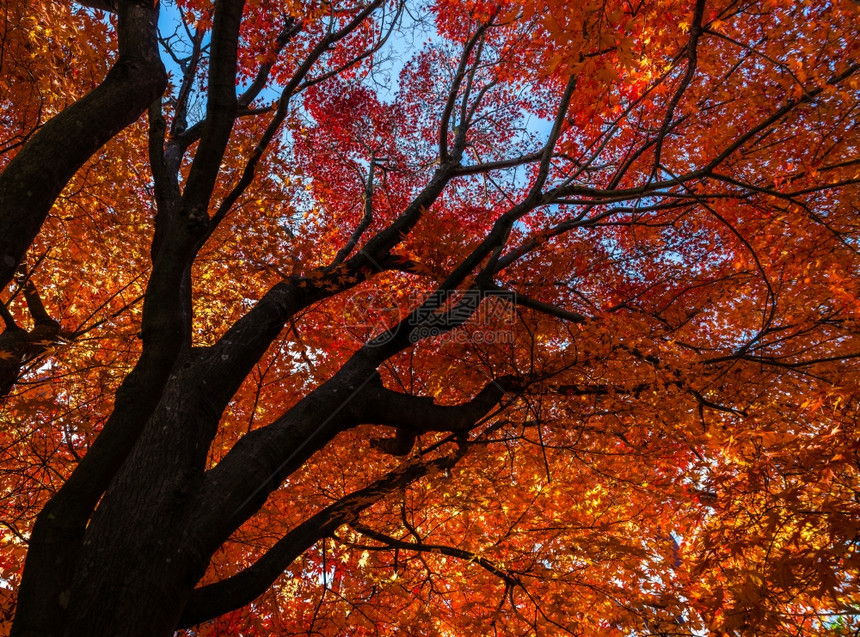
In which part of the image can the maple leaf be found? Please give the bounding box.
[0,0,858,636]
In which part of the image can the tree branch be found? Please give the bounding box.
[359,376,516,435]
[179,455,461,628]
[348,522,519,586]
[179,0,246,217]
[0,0,166,291]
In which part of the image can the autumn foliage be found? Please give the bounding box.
[0,0,859,634]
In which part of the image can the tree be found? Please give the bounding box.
[0,0,858,634]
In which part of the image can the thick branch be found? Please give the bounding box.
[486,285,588,324]
[201,0,385,244]
[179,0,245,216]
[0,0,166,291]
[75,0,118,11]
[238,19,302,109]
[10,7,167,634]
[359,377,515,434]
[179,456,458,628]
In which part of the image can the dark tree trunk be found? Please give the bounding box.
[7,3,166,635]
[5,2,511,634]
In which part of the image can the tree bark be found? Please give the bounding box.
[7,3,166,635]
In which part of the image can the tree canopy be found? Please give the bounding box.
[0,0,858,634]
